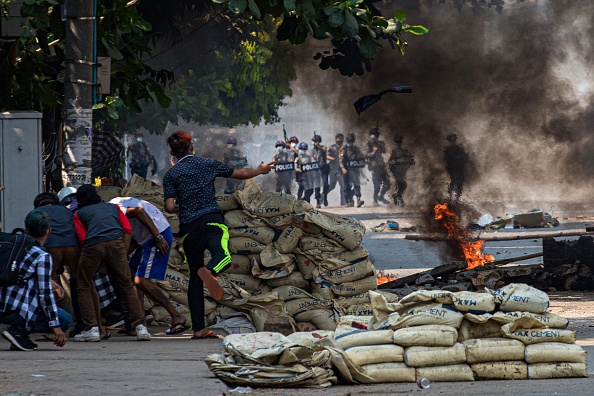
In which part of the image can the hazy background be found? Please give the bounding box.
[138,0,594,215]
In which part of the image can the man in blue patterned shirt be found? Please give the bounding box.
[0,210,68,351]
[163,130,273,339]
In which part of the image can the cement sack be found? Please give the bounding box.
[299,236,347,254]
[315,259,375,285]
[404,343,466,368]
[318,246,369,264]
[272,225,303,254]
[489,283,549,313]
[265,271,309,290]
[215,189,240,211]
[287,330,334,348]
[463,338,525,363]
[525,342,587,364]
[394,325,458,348]
[224,210,264,228]
[168,290,189,307]
[121,174,164,208]
[252,257,294,280]
[293,199,313,214]
[528,363,588,379]
[223,331,295,361]
[243,300,295,334]
[398,289,496,314]
[336,315,372,330]
[228,226,275,245]
[457,318,502,342]
[272,285,314,301]
[366,291,401,330]
[229,237,267,254]
[285,297,332,316]
[216,305,246,319]
[392,303,464,329]
[151,302,189,325]
[223,273,261,293]
[336,303,373,317]
[500,317,576,345]
[95,186,123,202]
[163,267,189,292]
[236,180,296,218]
[334,291,396,310]
[264,213,322,234]
[167,247,185,271]
[345,344,404,366]
[294,309,336,331]
[335,329,394,349]
[204,297,218,316]
[332,274,377,297]
[304,210,366,250]
[295,253,317,280]
[259,245,294,269]
[224,254,252,275]
[361,363,416,383]
[248,254,261,265]
[491,311,569,329]
[209,315,255,336]
[471,361,528,380]
[310,280,335,300]
[296,322,319,332]
[416,364,474,382]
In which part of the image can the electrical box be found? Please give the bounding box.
[0,1,24,39]
[0,111,43,232]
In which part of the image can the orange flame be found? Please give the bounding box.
[376,270,397,285]
[434,203,494,270]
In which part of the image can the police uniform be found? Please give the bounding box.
[444,141,468,200]
[366,138,391,205]
[294,152,321,203]
[388,144,414,206]
[327,142,345,206]
[311,144,327,207]
[339,144,366,207]
[273,150,294,194]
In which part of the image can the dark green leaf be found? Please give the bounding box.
[248,0,261,18]
[327,11,344,27]
[284,0,296,12]
[404,25,429,35]
[371,18,388,29]
[394,9,406,22]
[358,30,377,59]
[342,11,359,37]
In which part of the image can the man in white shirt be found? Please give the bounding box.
[110,197,189,334]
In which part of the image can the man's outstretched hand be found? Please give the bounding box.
[259,160,275,175]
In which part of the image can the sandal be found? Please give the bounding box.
[166,321,191,335]
[198,267,223,301]
[191,330,219,339]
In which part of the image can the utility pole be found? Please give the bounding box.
[62,0,95,187]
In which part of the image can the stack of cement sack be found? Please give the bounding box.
[205,283,587,388]
[114,177,384,331]
[190,180,385,332]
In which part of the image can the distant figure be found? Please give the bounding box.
[327,133,346,206]
[129,131,157,179]
[339,134,365,208]
[444,133,469,200]
[272,140,293,194]
[311,134,328,208]
[223,137,248,193]
[388,135,415,206]
[285,136,303,199]
[294,142,321,204]
[366,128,391,206]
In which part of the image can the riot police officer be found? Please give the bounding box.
[223,137,248,192]
[285,136,304,199]
[444,133,469,201]
[129,131,157,179]
[366,128,391,206]
[388,135,415,206]
[273,140,294,194]
[294,142,321,203]
[339,134,365,208]
[311,134,329,208]
[327,133,345,206]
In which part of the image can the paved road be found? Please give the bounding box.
[1,204,593,395]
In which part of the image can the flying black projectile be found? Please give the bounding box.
[354,86,413,115]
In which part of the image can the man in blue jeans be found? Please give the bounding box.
[0,209,69,351]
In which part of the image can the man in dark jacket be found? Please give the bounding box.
[366,127,391,206]
[444,134,469,201]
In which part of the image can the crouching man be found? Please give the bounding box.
[0,210,69,351]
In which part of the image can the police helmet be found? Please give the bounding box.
[227,137,238,145]
[289,136,299,143]
[394,135,404,144]
[312,135,322,143]
[275,140,285,147]
[346,134,356,143]
[446,133,457,142]
[298,142,308,150]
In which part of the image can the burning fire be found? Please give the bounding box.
[376,270,396,286]
[434,203,494,270]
